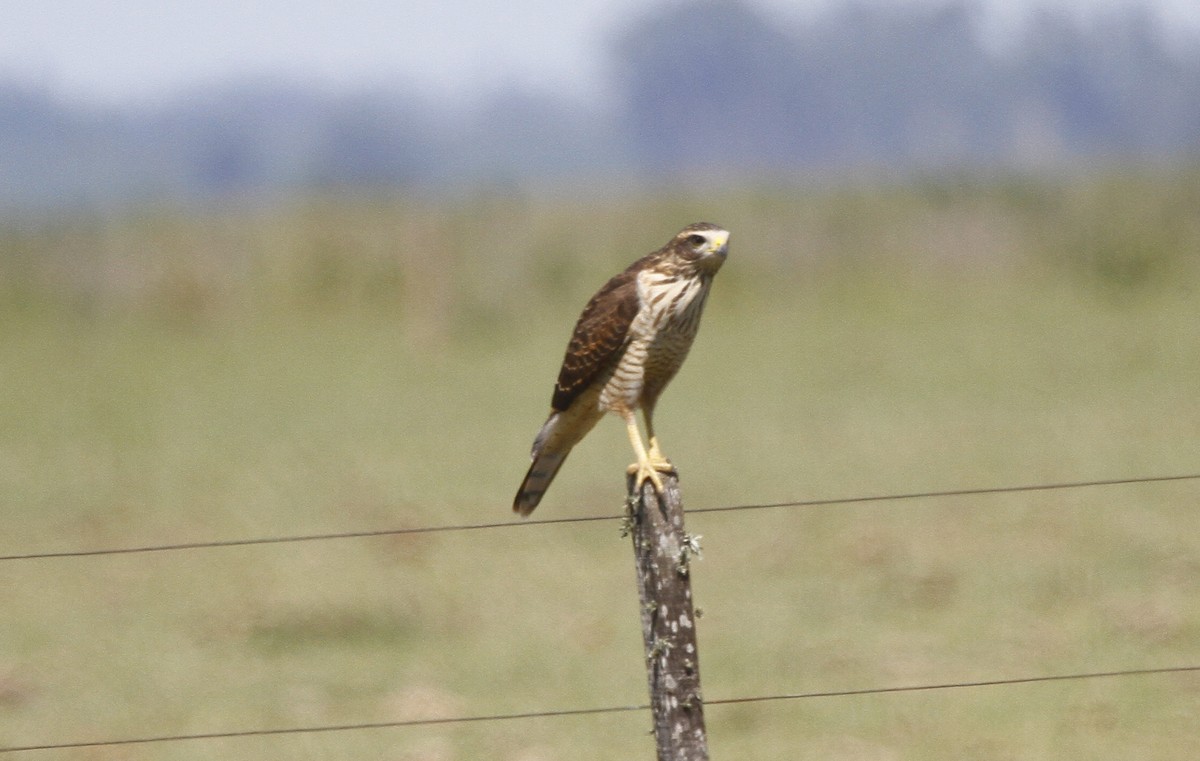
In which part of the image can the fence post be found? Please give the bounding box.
[626,470,709,761]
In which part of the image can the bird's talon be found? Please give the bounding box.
[628,461,668,493]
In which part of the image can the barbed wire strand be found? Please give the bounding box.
[2,473,1197,563]
[2,664,1196,754]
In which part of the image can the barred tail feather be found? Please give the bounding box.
[513,448,570,517]
[513,412,570,517]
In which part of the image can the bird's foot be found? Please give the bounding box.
[627,457,675,494]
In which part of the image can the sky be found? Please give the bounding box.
[2,0,1198,106]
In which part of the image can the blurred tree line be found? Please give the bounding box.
[2,0,1199,212]
[619,0,1200,170]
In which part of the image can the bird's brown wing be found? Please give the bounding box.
[550,263,643,412]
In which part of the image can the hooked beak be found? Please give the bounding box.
[698,232,729,274]
[709,231,729,259]
[711,233,729,260]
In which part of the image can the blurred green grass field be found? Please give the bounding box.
[1,169,1199,759]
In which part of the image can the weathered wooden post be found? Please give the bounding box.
[625,470,709,761]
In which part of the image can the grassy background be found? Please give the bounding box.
[1,168,1199,759]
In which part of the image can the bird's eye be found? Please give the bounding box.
[686,234,707,248]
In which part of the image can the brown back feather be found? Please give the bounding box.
[550,256,650,412]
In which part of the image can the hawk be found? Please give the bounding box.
[513,223,730,516]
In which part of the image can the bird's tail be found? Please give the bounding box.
[513,413,571,517]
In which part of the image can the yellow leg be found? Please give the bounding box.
[644,409,672,470]
[624,414,665,494]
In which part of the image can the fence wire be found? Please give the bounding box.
[2,473,1196,562]
[1,472,1197,754]
[2,664,1197,754]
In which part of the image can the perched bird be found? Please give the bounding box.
[513,223,729,516]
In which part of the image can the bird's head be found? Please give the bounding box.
[667,222,729,276]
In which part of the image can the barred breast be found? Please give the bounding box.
[599,269,713,414]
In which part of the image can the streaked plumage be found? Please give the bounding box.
[514,223,729,516]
